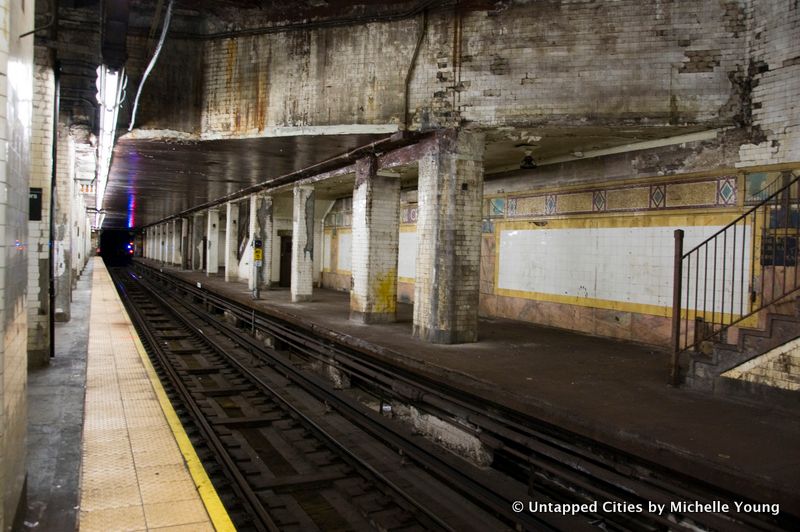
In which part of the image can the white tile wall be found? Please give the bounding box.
[337,231,352,272]
[323,233,332,270]
[207,209,220,273]
[398,231,417,279]
[290,186,315,300]
[1,0,34,526]
[498,225,751,313]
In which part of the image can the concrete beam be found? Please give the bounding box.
[377,133,438,170]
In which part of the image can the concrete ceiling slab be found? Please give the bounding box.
[104,125,715,229]
[482,125,712,174]
[104,133,389,228]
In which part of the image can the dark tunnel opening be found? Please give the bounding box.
[99,229,136,267]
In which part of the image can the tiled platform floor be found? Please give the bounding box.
[79,259,232,531]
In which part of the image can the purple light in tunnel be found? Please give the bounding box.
[127,194,136,228]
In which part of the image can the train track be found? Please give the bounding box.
[120,263,798,531]
[113,267,571,531]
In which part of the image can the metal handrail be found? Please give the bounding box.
[670,173,800,384]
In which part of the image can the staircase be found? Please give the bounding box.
[672,171,800,405]
[685,296,800,405]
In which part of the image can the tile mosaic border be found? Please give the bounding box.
[486,175,741,219]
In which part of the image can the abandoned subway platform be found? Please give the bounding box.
[1,0,799,530]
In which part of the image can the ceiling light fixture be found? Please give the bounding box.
[94,65,126,229]
[520,149,537,170]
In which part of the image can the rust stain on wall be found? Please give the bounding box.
[371,270,398,313]
[226,39,238,87]
[227,39,241,131]
[255,51,270,132]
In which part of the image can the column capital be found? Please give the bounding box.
[431,128,486,160]
[293,183,315,194]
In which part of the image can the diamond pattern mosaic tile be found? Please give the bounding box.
[717,177,737,205]
[545,194,557,214]
[507,197,518,216]
[650,185,666,208]
[592,190,607,212]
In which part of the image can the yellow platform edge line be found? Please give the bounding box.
[108,266,237,532]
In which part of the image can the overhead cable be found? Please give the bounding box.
[128,0,174,131]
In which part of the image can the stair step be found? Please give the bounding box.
[768,313,800,324]
[740,327,773,339]
[713,342,738,353]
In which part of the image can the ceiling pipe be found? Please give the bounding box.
[19,15,55,38]
[403,8,428,130]
[20,0,58,38]
[128,0,174,131]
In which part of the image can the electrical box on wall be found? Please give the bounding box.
[29,188,42,221]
